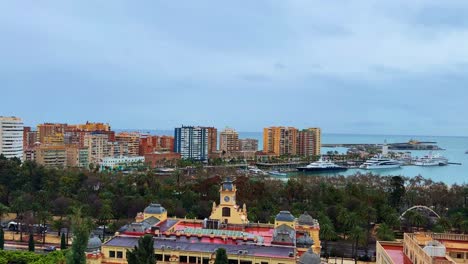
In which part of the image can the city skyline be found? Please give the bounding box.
[2,1,468,136]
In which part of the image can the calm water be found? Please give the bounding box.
[119,129,468,185]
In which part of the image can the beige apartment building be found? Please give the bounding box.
[35,145,66,168]
[84,133,112,165]
[219,127,239,153]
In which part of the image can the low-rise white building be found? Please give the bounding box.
[99,156,145,171]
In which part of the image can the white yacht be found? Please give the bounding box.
[413,152,448,166]
[297,158,348,172]
[359,155,401,169]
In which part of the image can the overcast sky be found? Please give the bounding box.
[1,1,468,136]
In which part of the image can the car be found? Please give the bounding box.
[7,221,19,231]
[44,246,56,252]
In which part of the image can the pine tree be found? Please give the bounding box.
[60,232,67,250]
[214,248,228,264]
[28,233,35,252]
[126,235,155,264]
[0,228,4,250]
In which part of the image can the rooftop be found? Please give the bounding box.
[105,235,295,259]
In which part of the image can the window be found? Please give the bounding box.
[164,255,170,262]
[203,257,210,264]
[261,262,269,264]
[117,251,123,258]
[189,256,197,263]
[222,207,231,217]
[109,251,116,258]
[156,254,163,261]
[180,256,188,263]
[240,261,252,264]
[228,259,238,264]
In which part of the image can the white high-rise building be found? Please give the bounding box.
[174,126,209,160]
[0,116,24,160]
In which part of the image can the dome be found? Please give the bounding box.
[144,203,166,214]
[275,211,295,222]
[298,248,321,264]
[298,212,315,225]
[86,236,102,252]
[297,234,314,247]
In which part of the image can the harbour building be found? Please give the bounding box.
[174,126,209,161]
[86,178,322,264]
[0,116,24,160]
[220,128,240,153]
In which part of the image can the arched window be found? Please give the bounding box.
[222,207,231,217]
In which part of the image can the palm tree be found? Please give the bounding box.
[376,223,395,241]
[436,217,452,232]
[410,211,426,231]
[349,226,365,264]
[320,222,336,259]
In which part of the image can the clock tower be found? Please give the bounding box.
[209,177,248,225]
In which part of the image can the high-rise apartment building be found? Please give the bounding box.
[174,126,209,160]
[84,133,112,165]
[65,146,89,168]
[219,128,239,153]
[206,127,218,154]
[239,138,258,152]
[263,126,298,156]
[160,136,175,151]
[297,128,321,157]
[115,132,140,156]
[37,123,67,143]
[0,116,24,159]
[35,145,66,168]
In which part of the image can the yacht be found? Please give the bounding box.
[297,158,348,172]
[413,153,448,166]
[359,155,401,169]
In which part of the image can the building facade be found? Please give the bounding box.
[84,133,112,165]
[174,126,209,160]
[37,123,67,144]
[263,127,298,156]
[66,146,89,168]
[99,156,145,171]
[0,116,24,159]
[219,128,239,153]
[35,145,66,168]
[239,138,258,152]
[115,132,140,157]
[206,127,218,155]
[297,128,321,157]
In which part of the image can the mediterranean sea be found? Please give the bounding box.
[117,129,468,185]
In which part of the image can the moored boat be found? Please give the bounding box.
[297,158,348,172]
[359,155,401,169]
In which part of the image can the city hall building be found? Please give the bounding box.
[87,178,322,264]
